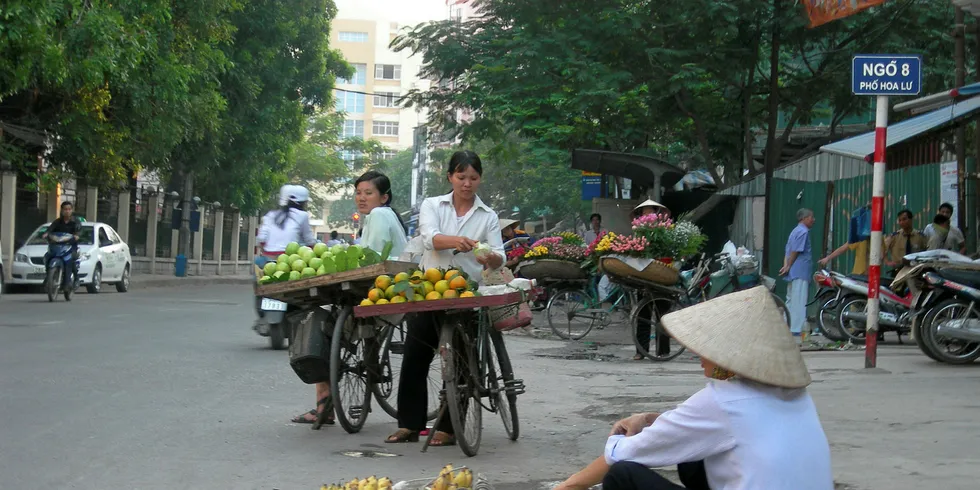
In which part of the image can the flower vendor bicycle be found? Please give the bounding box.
[545,276,638,340]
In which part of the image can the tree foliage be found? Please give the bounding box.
[393,0,963,187]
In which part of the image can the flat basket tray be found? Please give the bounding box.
[256,261,417,305]
[354,291,525,318]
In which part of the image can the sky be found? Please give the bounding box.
[334,0,451,25]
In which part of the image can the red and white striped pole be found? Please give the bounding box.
[866,95,888,368]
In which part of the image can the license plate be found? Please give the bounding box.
[33,266,45,274]
[260,298,288,311]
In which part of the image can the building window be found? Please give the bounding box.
[381,150,398,160]
[374,64,401,80]
[373,91,399,108]
[335,90,365,113]
[338,31,369,43]
[338,63,367,85]
[372,121,399,136]
[341,120,364,139]
[340,150,362,169]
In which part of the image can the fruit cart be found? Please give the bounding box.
[355,290,527,457]
[257,260,420,433]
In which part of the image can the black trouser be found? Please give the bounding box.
[396,312,455,434]
[636,300,673,357]
[603,461,710,490]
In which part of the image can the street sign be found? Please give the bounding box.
[581,172,602,200]
[852,54,922,96]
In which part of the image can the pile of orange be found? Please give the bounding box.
[360,268,480,306]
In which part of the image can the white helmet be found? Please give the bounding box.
[278,184,310,206]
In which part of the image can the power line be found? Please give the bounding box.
[333,87,401,97]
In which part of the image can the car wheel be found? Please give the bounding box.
[116,265,130,293]
[86,265,102,294]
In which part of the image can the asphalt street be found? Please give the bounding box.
[2,284,979,490]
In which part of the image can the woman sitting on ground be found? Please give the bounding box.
[556,286,834,490]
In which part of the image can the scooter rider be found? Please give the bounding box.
[42,201,82,287]
[254,185,316,323]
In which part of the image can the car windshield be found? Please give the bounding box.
[25,225,95,246]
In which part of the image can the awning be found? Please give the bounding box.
[571,150,686,189]
[820,96,980,160]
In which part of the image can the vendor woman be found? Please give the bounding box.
[385,150,506,446]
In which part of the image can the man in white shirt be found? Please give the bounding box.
[923,202,966,254]
[583,213,604,245]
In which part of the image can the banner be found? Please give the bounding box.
[940,161,959,227]
[803,0,887,28]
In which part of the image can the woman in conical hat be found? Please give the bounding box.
[632,199,669,218]
[555,286,834,490]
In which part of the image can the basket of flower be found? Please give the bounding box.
[592,214,707,286]
[514,234,588,281]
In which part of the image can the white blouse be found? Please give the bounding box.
[360,206,408,259]
[418,192,506,284]
[257,208,316,253]
[604,378,834,490]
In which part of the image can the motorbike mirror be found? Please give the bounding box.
[923,272,943,286]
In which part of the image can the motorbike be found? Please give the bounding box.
[831,270,912,345]
[807,269,849,341]
[893,252,980,364]
[253,255,296,350]
[45,232,80,302]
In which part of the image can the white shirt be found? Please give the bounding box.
[257,208,316,253]
[360,206,408,259]
[418,192,506,284]
[604,379,833,490]
[583,228,605,246]
[923,223,965,250]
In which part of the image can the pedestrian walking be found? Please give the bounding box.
[779,208,815,344]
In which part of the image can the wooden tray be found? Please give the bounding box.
[256,261,417,306]
[354,291,525,318]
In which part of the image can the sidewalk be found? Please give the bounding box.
[130,274,255,290]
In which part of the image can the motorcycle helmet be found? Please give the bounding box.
[287,185,310,204]
[278,184,295,207]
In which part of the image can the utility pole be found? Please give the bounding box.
[761,0,782,275]
[955,7,967,232]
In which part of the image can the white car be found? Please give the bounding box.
[9,221,132,294]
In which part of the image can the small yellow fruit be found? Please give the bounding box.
[442,289,458,299]
[414,294,425,302]
[449,275,468,290]
[410,270,424,282]
[385,285,397,299]
[375,275,392,290]
[425,291,442,301]
[367,288,384,302]
[460,291,475,298]
[434,280,450,294]
[390,295,407,304]
[423,281,435,295]
[360,299,374,306]
[424,268,443,284]
[375,298,390,305]
[444,269,461,281]
[393,271,410,283]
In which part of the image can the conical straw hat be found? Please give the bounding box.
[498,218,519,230]
[633,199,667,212]
[661,286,811,388]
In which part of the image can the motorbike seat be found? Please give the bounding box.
[847,273,896,285]
[937,269,980,289]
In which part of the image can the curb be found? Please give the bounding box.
[130,275,255,290]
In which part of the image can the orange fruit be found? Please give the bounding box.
[410,271,425,282]
[424,268,443,284]
[422,281,435,295]
[414,294,426,302]
[434,280,450,294]
[375,275,392,290]
[367,288,384,302]
[360,299,375,306]
[442,289,458,299]
[391,295,407,304]
[425,291,442,301]
[394,272,410,283]
[385,285,397,299]
[375,298,390,305]
[449,276,467,290]
[460,291,475,298]
[444,269,461,281]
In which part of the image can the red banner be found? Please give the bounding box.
[803,0,887,28]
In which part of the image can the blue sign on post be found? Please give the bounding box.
[852,54,922,96]
[581,172,602,200]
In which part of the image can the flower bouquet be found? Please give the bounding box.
[590,214,707,285]
[514,235,588,281]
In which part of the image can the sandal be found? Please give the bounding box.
[385,428,420,443]
[429,431,457,447]
[312,396,335,430]
[632,354,645,361]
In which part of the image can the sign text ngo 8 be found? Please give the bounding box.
[851,54,922,96]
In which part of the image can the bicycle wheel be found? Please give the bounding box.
[630,296,686,362]
[488,328,520,441]
[329,305,373,434]
[769,292,790,327]
[371,321,441,421]
[546,288,596,340]
[439,317,482,457]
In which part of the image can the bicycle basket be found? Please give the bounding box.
[488,300,532,331]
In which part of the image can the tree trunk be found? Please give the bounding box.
[761,0,782,275]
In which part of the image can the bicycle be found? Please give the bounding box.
[545,276,637,340]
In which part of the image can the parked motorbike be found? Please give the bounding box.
[45,232,80,302]
[807,269,849,341]
[894,253,980,364]
[830,271,911,345]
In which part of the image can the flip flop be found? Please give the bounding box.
[291,409,318,424]
[428,433,457,447]
[385,429,420,443]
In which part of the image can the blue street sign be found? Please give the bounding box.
[852,54,922,96]
[581,172,602,200]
